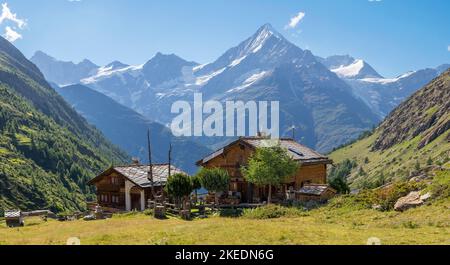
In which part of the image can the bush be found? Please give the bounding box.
[165,173,193,205]
[242,205,304,219]
[197,168,229,193]
[328,159,355,194]
[427,170,450,200]
[143,209,154,216]
[196,167,229,205]
[219,208,243,218]
[378,181,426,211]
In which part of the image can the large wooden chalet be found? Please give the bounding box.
[88,163,187,212]
[197,136,334,204]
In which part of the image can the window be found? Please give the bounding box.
[100,194,109,202]
[111,177,120,185]
[111,195,120,204]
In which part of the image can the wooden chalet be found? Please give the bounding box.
[88,163,187,212]
[297,184,337,202]
[4,210,24,227]
[196,136,334,203]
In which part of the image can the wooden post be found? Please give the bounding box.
[268,185,272,204]
[165,142,172,204]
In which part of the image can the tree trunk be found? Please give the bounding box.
[215,193,219,209]
[182,196,188,210]
[268,185,272,204]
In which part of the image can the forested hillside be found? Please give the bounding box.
[0,37,128,213]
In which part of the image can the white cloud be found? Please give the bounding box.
[285,11,305,30]
[3,26,21,42]
[0,3,26,29]
[0,3,26,42]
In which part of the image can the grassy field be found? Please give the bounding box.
[1,199,448,245]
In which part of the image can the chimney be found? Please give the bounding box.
[257,131,268,138]
[131,157,140,165]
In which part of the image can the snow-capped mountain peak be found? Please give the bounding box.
[331,59,365,78]
[323,56,383,79]
[244,23,283,54]
[105,61,129,70]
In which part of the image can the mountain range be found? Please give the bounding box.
[32,24,385,153]
[317,54,449,118]
[55,84,211,174]
[0,37,128,213]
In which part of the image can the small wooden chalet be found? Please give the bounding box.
[4,210,24,227]
[196,136,334,203]
[297,184,337,202]
[88,163,187,212]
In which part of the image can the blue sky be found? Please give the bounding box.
[2,0,449,77]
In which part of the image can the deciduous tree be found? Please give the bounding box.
[242,146,298,204]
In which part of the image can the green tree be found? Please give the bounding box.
[165,173,193,209]
[241,146,298,204]
[329,176,350,194]
[328,159,355,194]
[191,175,202,202]
[197,167,230,206]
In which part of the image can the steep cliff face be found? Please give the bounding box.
[373,69,450,150]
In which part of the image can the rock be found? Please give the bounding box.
[394,191,426,212]
[372,204,382,211]
[83,214,96,221]
[420,192,432,201]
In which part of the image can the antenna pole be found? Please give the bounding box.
[168,142,172,178]
[147,129,155,197]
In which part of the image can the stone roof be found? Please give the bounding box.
[297,185,336,196]
[243,138,330,162]
[89,164,187,188]
[4,210,21,218]
[198,137,332,165]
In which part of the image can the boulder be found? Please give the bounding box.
[420,192,432,201]
[394,191,430,212]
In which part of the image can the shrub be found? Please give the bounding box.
[165,173,193,208]
[143,209,154,216]
[377,181,426,211]
[427,170,450,200]
[219,208,243,218]
[196,167,229,205]
[242,205,303,219]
